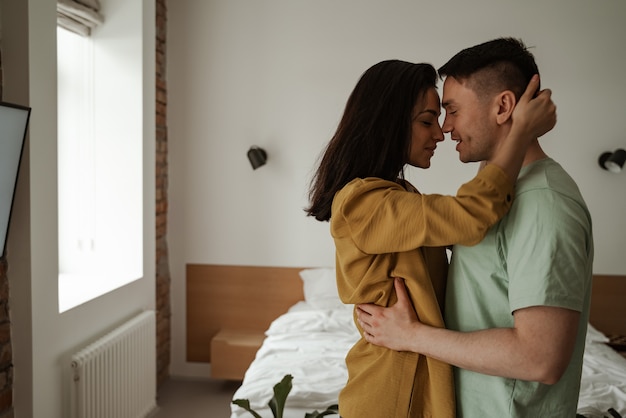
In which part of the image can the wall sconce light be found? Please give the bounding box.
[247,146,267,170]
[598,148,626,173]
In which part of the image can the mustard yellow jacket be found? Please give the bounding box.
[332,164,514,418]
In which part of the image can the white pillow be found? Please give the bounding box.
[298,267,343,309]
[586,323,609,343]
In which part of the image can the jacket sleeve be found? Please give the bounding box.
[331,164,514,254]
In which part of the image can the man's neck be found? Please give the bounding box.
[479,140,548,174]
[521,140,548,168]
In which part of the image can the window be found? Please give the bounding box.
[57,15,144,313]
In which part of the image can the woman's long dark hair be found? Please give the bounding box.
[305,60,438,222]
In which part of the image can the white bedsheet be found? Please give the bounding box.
[230,302,358,418]
[230,303,626,418]
[578,337,626,417]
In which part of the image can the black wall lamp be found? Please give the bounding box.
[599,148,626,173]
[247,146,267,170]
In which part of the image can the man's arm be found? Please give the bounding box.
[356,278,580,384]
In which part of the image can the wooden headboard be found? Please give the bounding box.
[186,264,306,362]
[186,266,626,363]
[589,274,626,337]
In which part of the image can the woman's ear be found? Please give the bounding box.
[495,90,517,125]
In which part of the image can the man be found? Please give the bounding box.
[356,37,594,417]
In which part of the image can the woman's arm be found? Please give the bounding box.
[332,77,556,253]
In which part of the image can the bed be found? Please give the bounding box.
[185,265,626,418]
[231,300,357,417]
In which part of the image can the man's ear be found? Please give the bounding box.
[495,90,517,125]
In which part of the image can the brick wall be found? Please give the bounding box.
[155,0,171,388]
[0,260,12,418]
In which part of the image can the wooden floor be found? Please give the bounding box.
[153,377,241,418]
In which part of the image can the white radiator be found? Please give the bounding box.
[71,310,157,418]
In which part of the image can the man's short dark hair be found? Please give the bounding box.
[438,37,539,100]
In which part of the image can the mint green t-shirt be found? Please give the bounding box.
[445,158,594,418]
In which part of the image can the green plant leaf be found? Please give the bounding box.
[268,374,293,418]
[305,404,340,417]
[234,376,341,418]
[232,398,263,418]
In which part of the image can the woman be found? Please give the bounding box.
[305,60,555,417]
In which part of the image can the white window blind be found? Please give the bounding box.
[57,0,104,36]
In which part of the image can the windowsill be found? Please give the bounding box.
[58,272,142,313]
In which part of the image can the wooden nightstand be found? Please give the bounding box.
[210,329,266,380]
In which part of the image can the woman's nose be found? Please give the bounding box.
[434,124,444,142]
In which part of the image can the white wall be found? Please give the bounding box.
[167,1,626,377]
[1,0,155,416]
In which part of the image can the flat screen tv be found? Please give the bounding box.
[0,101,31,260]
